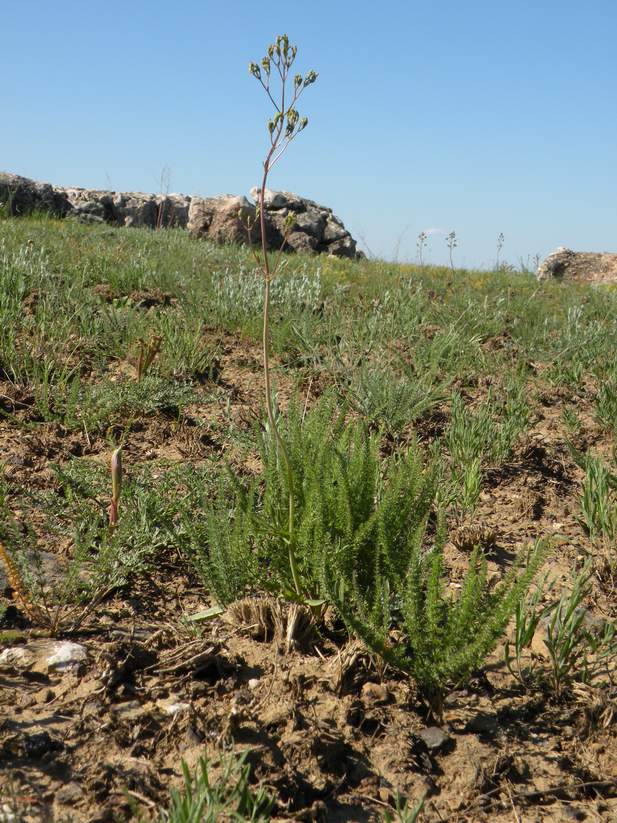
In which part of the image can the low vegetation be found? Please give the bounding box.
[1,208,616,819]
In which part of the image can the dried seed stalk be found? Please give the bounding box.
[109,447,123,527]
[0,541,38,620]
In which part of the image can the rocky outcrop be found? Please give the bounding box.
[0,172,72,218]
[187,195,257,246]
[0,172,358,258]
[256,187,357,258]
[186,188,357,258]
[537,247,617,284]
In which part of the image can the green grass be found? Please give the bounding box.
[2,214,616,715]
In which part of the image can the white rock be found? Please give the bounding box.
[45,641,88,671]
[160,700,190,716]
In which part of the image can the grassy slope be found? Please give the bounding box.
[0,214,616,821]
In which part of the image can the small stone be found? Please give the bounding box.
[464,714,497,735]
[46,641,87,671]
[161,701,190,716]
[361,681,390,705]
[418,726,451,752]
[56,782,83,804]
[184,724,204,746]
[248,678,260,690]
[562,806,587,821]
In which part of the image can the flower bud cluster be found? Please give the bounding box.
[249,35,317,146]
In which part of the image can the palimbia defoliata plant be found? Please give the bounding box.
[247,35,317,597]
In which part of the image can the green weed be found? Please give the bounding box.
[544,563,617,697]
[153,750,273,823]
[579,454,617,540]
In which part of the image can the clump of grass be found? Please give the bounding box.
[152,750,273,823]
[544,563,617,697]
[579,453,617,541]
[0,459,215,633]
[504,573,555,689]
[444,381,530,514]
[384,794,425,823]
[504,563,617,697]
[595,371,617,434]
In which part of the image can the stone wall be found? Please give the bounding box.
[0,172,358,259]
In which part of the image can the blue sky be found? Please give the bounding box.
[3,1,616,268]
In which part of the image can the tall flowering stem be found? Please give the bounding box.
[249,35,317,597]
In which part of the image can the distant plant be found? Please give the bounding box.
[446,230,457,272]
[155,165,172,231]
[416,231,428,267]
[496,232,505,269]
[246,33,318,597]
